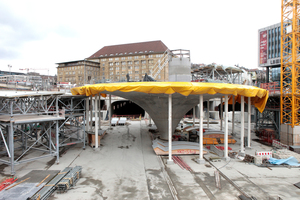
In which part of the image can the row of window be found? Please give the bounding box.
[101,54,162,61]
[58,66,100,71]
[107,60,153,66]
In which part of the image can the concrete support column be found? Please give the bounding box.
[95,94,98,148]
[240,96,245,155]
[167,94,174,165]
[197,94,205,164]
[86,97,90,132]
[207,100,209,129]
[109,94,112,129]
[224,95,229,160]
[248,97,251,147]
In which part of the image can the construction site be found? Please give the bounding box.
[0,1,300,200]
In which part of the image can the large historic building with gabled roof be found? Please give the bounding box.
[57,40,170,85]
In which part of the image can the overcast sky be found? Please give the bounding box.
[0,0,281,76]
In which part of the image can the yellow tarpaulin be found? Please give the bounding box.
[71,82,269,113]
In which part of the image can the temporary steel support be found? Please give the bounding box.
[0,93,64,175]
[197,94,205,164]
[57,96,86,149]
[224,95,229,160]
[167,94,174,165]
[240,96,245,154]
[281,0,300,127]
[248,97,251,147]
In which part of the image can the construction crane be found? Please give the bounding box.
[281,0,300,127]
[19,68,49,75]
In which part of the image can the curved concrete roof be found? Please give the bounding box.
[71,82,268,140]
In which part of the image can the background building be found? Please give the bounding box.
[258,22,281,83]
[56,60,100,86]
[87,40,169,82]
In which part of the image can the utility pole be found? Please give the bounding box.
[8,65,12,74]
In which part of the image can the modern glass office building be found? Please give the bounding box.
[258,22,281,83]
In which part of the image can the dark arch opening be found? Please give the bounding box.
[111,100,145,118]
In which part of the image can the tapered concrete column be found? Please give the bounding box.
[248,97,251,147]
[207,100,209,128]
[197,94,205,164]
[86,98,90,132]
[95,94,98,148]
[109,94,112,129]
[90,96,93,131]
[240,96,245,155]
[220,97,223,131]
[98,93,101,130]
[167,94,174,165]
[193,107,195,127]
[232,95,235,135]
[224,95,229,161]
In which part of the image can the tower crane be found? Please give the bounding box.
[281,0,300,127]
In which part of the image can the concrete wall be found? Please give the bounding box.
[280,124,300,146]
[168,57,191,82]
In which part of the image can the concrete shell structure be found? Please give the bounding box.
[71,82,269,140]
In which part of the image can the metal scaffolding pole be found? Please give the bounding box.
[248,97,251,147]
[224,95,229,161]
[167,94,174,165]
[240,96,245,155]
[95,94,98,148]
[197,94,205,164]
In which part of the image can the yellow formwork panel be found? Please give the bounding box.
[71,82,269,113]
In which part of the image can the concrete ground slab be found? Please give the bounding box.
[0,120,300,199]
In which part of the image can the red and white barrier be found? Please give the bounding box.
[256,151,272,158]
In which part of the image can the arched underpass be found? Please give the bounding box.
[111,100,145,118]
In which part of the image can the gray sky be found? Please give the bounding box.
[0,0,281,75]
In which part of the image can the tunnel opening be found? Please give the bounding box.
[111,100,145,118]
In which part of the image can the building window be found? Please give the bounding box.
[134,56,139,59]
[141,55,145,58]
[122,62,126,65]
[109,58,113,61]
[134,61,139,65]
[121,57,126,60]
[128,66,132,70]
[115,62,119,65]
[127,61,132,65]
[135,66,139,69]
[148,60,154,64]
[115,58,119,61]
[128,56,132,60]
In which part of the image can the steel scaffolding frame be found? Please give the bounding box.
[57,95,86,149]
[0,91,65,175]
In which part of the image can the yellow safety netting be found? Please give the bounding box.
[71,82,269,113]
